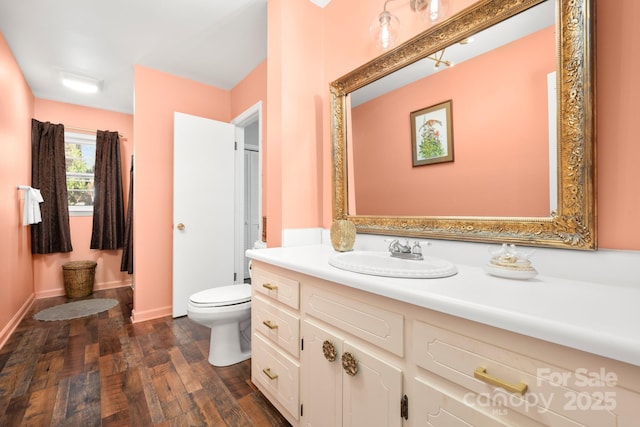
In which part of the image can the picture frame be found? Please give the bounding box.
[410,100,453,166]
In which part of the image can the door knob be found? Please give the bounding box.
[177,223,185,231]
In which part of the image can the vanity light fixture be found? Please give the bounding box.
[369,2,400,50]
[60,71,102,94]
[371,0,449,50]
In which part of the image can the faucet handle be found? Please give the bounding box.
[411,241,422,255]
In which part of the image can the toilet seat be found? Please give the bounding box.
[189,284,251,308]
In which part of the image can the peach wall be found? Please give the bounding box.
[351,26,554,217]
[231,59,267,120]
[266,0,284,247]
[319,0,640,250]
[32,99,134,298]
[595,0,640,249]
[266,0,324,247]
[0,32,36,346]
[132,65,231,322]
[279,2,324,232]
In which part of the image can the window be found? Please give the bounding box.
[65,132,96,214]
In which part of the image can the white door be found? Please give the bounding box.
[244,149,259,278]
[173,112,236,317]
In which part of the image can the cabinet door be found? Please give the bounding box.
[342,341,403,427]
[301,320,343,427]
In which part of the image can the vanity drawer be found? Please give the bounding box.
[252,268,300,310]
[252,332,300,421]
[412,375,538,426]
[302,284,404,357]
[413,321,618,426]
[252,293,300,357]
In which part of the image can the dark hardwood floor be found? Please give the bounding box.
[0,287,291,426]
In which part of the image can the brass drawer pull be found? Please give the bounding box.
[263,368,278,380]
[322,340,337,362]
[262,320,278,330]
[262,283,278,291]
[341,352,358,376]
[474,367,528,395]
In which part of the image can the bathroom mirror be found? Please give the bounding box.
[331,0,596,250]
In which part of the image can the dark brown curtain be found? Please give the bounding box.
[90,130,125,250]
[31,119,73,254]
[120,156,134,273]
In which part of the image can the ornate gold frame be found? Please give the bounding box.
[331,0,595,250]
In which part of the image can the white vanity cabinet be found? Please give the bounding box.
[249,259,640,427]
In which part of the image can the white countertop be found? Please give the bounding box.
[246,244,640,367]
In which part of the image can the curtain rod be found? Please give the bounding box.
[65,126,126,139]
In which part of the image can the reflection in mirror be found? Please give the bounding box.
[331,0,596,250]
[348,1,556,217]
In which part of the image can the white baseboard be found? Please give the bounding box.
[0,294,35,350]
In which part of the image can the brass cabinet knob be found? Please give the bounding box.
[341,352,358,376]
[177,223,185,231]
[322,340,337,362]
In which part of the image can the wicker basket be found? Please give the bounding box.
[62,261,97,298]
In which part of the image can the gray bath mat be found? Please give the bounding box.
[34,298,118,321]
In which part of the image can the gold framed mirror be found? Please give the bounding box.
[331,0,595,250]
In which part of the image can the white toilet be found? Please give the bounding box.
[187,283,252,367]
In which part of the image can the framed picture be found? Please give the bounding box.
[410,100,453,166]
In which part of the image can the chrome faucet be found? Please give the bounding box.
[387,239,424,260]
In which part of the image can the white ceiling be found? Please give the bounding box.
[0,0,269,114]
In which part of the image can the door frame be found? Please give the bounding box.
[232,101,263,281]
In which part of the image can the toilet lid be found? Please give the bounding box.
[189,284,251,307]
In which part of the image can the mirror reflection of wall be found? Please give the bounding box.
[347,1,556,217]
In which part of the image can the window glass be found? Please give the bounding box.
[65,132,96,213]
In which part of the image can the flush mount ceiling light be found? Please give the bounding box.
[426,49,453,69]
[425,37,474,69]
[60,71,103,94]
[371,0,450,50]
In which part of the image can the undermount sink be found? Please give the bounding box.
[328,251,457,279]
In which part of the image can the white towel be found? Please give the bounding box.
[23,187,44,226]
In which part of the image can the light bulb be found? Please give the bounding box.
[370,10,400,50]
[429,0,439,21]
[419,0,449,23]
